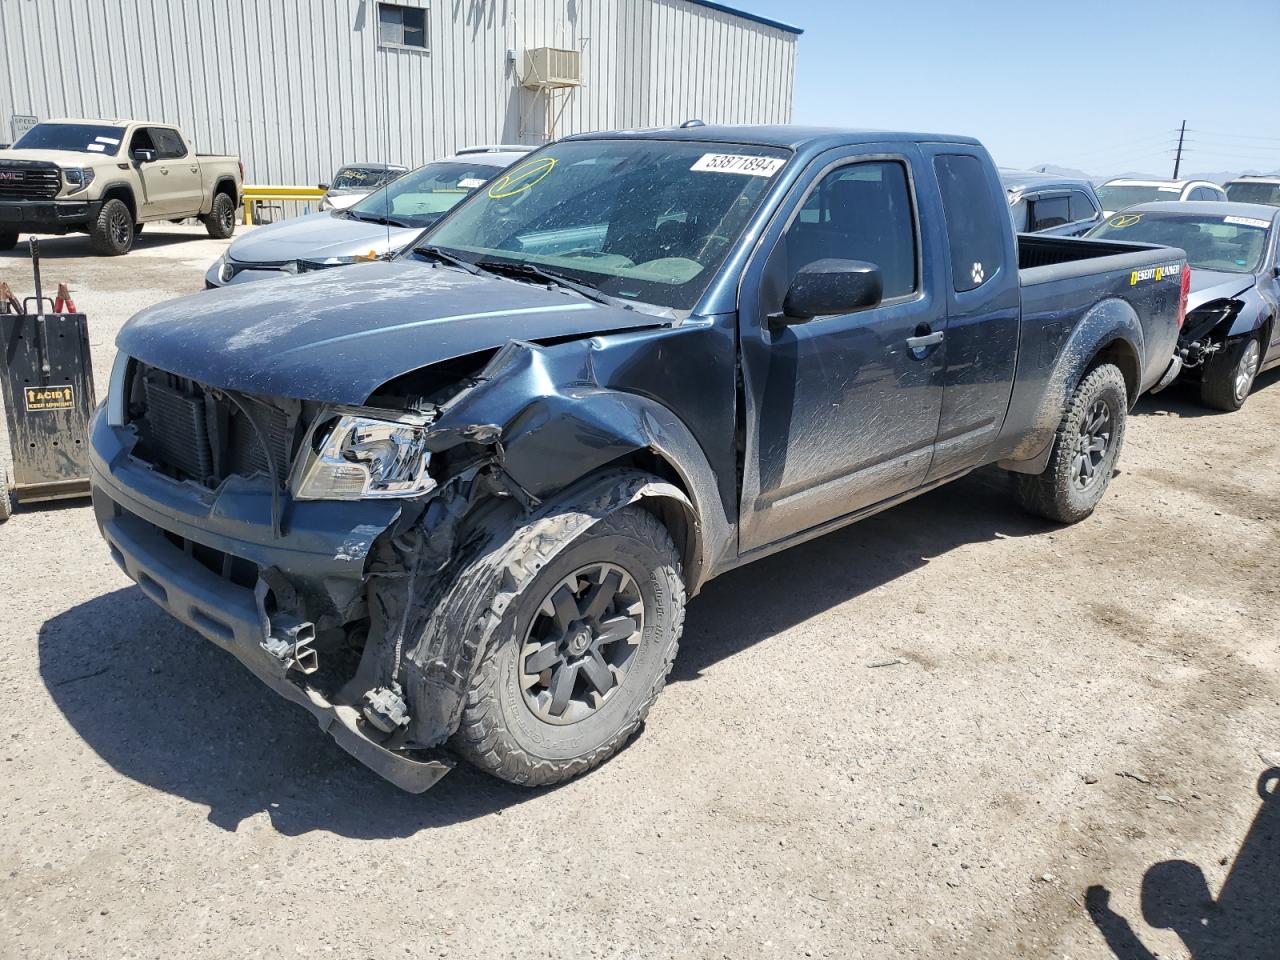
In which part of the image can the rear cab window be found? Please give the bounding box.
[934,154,1005,291]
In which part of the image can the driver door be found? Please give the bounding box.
[737,146,947,553]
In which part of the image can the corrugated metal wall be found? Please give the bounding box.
[0,0,797,185]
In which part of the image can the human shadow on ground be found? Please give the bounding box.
[1086,767,1280,960]
[41,469,1050,836]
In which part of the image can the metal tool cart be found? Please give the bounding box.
[0,239,96,521]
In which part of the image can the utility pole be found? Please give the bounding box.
[1172,120,1187,179]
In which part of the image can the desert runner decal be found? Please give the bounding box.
[1130,262,1183,286]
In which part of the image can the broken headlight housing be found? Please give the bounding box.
[293,416,435,501]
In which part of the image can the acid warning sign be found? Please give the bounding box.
[24,385,75,411]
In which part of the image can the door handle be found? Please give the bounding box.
[906,325,944,357]
[160,168,169,175]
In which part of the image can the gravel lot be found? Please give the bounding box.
[1,224,1277,960]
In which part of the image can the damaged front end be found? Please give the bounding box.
[89,350,532,793]
[1175,297,1246,370]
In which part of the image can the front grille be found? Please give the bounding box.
[0,160,61,200]
[128,364,295,488]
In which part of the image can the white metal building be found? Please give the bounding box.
[1,0,801,185]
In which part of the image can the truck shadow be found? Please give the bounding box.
[1085,767,1280,960]
[39,469,1050,837]
[0,230,219,260]
[1134,368,1280,420]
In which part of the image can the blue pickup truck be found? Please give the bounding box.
[89,126,1188,792]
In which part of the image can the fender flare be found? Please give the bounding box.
[208,175,240,215]
[999,297,1144,474]
[96,181,138,218]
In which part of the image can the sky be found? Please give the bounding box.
[729,0,1280,178]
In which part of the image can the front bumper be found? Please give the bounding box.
[0,198,100,230]
[88,407,453,792]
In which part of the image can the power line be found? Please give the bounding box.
[1190,129,1280,144]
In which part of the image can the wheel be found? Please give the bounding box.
[449,501,685,786]
[0,230,17,251]
[1011,363,1128,524]
[89,198,135,255]
[203,193,236,239]
[0,465,12,522]
[1200,333,1261,412]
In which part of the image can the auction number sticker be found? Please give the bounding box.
[1129,262,1182,286]
[691,153,786,177]
[1224,215,1271,229]
[25,385,74,411]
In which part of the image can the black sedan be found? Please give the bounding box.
[1088,202,1280,411]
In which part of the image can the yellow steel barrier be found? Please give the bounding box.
[241,185,327,225]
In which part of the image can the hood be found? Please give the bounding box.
[226,211,422,263]
[1,148,114,165]
[117,259,663,405]
[1186,268,1255,313]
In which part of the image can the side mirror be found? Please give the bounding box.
[132,148,156,163]
[780,259,883,323]
[318,182,330,191]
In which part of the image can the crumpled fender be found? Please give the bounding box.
[999,297,1144,472]
[427,340,735,589]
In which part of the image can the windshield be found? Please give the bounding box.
[349,160,503,227]
[419,140,790,310]
[1089,212,1271,274]
[12,122,126,155]
[1095,184,1181,211]
[330,166,402,191]
[1225,182,1280,207]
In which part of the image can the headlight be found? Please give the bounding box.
[293,415,435,500]
[215,253,236,284]
[63,167,95,194]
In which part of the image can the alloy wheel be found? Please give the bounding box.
[519,562,644,725]
[1235,339,1261,403]
[1071,399,1112,490]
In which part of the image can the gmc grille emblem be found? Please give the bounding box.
[0,172,22,181]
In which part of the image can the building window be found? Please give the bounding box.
[378,3,427,49]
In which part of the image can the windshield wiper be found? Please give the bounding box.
[349,211,411,228]
[472,259,629,309]
[414,244,482,274]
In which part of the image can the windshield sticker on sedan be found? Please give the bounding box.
[1224,216,1271,229]
[1109,214,1142,228]
[1130,262,1183,286]
[690,154,786,177]
[458,178,486,189]
[1157,186,1180,192]
[487,157,557,199]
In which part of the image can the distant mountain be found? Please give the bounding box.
[1026,163,1280,185]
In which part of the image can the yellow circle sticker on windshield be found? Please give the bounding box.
[487,157,557,199]
[1109,213,1142,228]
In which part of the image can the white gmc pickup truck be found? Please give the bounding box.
[0,118,242,255]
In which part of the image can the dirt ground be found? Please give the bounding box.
[1,225,1277,960]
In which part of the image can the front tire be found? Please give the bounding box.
[1011,363,1128,524]
[0,230,17,251]
[89,198,135,255]
[0,465,12,522]
[203,192,236,239]
[1200,333,1260,412]
[450,503,685,786]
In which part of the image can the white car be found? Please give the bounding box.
[1095,177,1226,217]
[317,163,409,211]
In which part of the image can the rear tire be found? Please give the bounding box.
[1200,333,1260,412]
[0,466,12,523]
[203,192,236,239]
[89,198,135,255]
[1011,363,1128,524]
[449,502,685,786]
[0,230,17,251]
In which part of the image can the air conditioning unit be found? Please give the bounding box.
[522,46,582,89]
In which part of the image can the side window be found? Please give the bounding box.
[128,127,156,155]
[934,153,1005,291]
[1069,191,1098,222]
[783,160,918,300]
[1029,195,1070,231]
[153,128,187,160]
